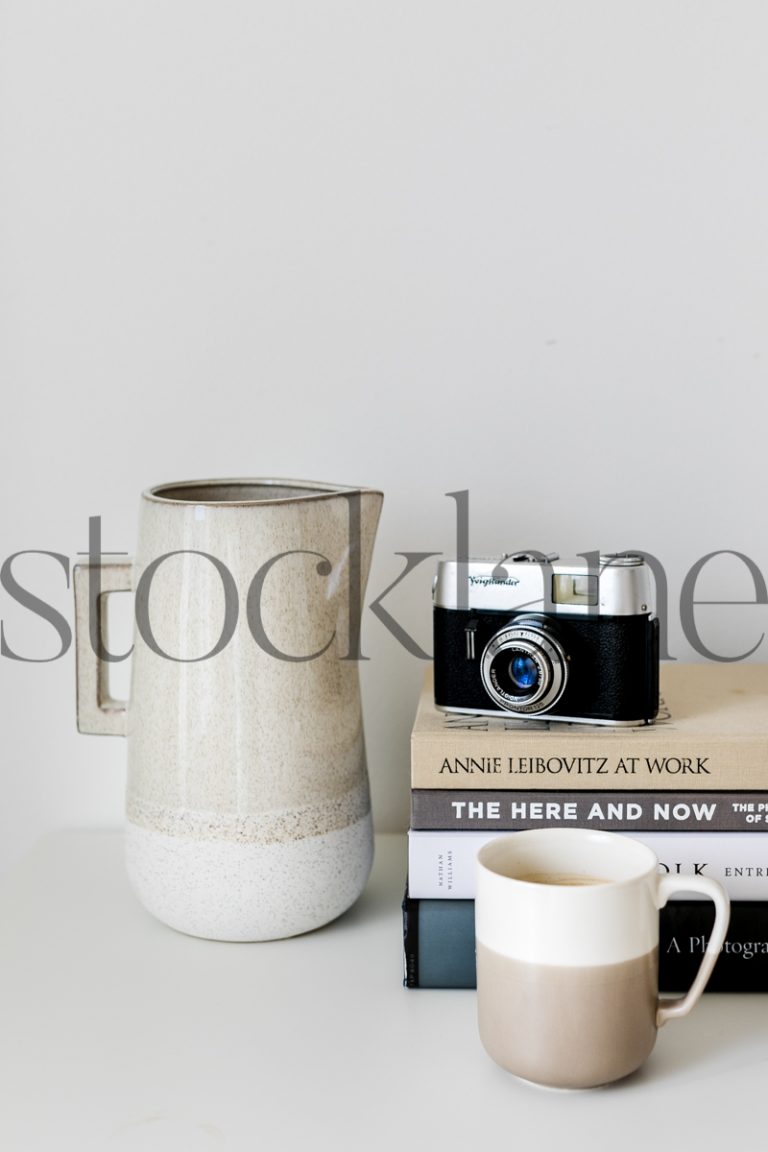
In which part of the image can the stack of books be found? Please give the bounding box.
[403,662,768,991]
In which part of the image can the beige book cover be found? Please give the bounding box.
[410,663,768,791]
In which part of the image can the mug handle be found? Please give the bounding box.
[73,561,133,736]
[655,874,731,1027]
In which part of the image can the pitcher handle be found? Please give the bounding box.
[74,561,133,736]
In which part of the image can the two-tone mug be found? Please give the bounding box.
[476,828,730,1089]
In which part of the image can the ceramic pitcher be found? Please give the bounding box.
[74,479,383,941]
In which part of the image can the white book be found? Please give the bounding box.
[408,830,768,900]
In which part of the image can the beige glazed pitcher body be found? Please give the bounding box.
[74,479,383,941]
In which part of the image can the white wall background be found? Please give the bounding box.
[1,1,767,873]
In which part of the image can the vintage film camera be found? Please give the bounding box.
[433,552,659,725]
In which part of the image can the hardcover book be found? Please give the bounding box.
[408,829,768,900]
[411,789,768,832]
[402,893,768,992]
[411,663,768,791]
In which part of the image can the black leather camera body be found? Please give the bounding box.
[433,552,659,726]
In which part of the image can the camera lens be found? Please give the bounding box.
[509,653,539,691]
[480,616,567,715]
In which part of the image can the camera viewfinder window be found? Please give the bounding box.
[552,574,598,606]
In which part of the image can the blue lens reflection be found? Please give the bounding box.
[510,654,538,690]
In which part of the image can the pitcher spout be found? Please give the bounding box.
[348,487,384,596]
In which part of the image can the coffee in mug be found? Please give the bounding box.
[475,828,730,1089]
[516,873,607,886]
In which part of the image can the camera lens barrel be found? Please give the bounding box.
[480,616,568,715]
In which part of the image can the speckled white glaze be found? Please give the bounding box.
[126,811,374,941]
[75,479,383,941]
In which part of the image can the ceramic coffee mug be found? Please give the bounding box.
[475,828,730,1089]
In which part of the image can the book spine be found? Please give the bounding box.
[403,895,768,992]
[411,735,768,791]
[411,790,768,832]
[408,829,768,899]
[402,885,420,989]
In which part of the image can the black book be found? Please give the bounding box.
[403,892,768,991]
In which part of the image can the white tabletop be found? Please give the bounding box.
[1,831,767,1152]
